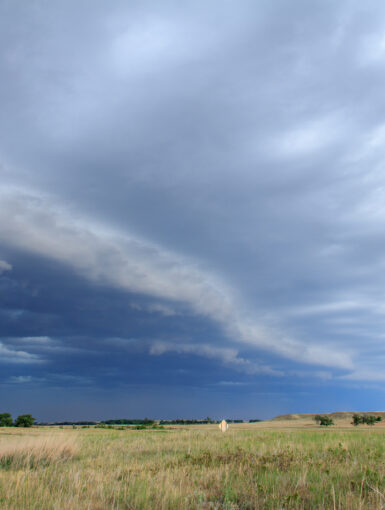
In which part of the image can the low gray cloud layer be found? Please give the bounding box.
[1,0,385,417]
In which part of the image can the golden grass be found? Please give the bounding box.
[1,423,385,509]
[0,433,78,469]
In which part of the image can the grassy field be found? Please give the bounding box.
[1,419,385,509]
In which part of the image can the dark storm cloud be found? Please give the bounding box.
[0,249,284,383]
[2,0,385,418]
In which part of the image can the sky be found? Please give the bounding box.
[2,0,385,421]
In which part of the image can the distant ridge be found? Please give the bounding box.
[272,411,385,421]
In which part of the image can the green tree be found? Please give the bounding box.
[314,415,322,425]
[352,414,382,426]
[352,414,363,426]
[14,414,35,427]
[363,415,380,426]
[319,416,334,426]
[0,413,13,427]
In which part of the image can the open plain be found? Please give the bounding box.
[1,416,385,509]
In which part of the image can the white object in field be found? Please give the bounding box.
[219,419,229,432]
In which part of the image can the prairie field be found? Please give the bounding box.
[1,419,385,509]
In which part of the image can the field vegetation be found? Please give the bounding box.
[1,417,385,509]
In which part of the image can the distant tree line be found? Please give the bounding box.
[352,414,382,426]
[159,418,261,425]
[4,415,263,427]
[97,418,262,425]
[0,413,35,427]
[158,419,250,425]
[159,419,218,425]
[101,418,262,426]
[102,418,155,425]
[37,421,98,426]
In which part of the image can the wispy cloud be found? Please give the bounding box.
[149,340,283,376]
[0,341,41,364]
[7,375,44,384]
[271,114,344,159]
[14,336,54,344]
[216,381,248,387]
[0,260,12,274]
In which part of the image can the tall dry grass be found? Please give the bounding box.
[0,433,78,469]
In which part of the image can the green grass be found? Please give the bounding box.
[1,425,385,508]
